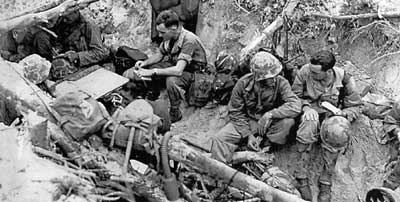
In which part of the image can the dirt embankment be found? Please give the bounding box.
[1,0,400,202]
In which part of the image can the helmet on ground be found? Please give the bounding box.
[19,54,51,84]
[215,51,238,73]
[320,116,351,152]
[250,51,282,80]
[50,57,78,81]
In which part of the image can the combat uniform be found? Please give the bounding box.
[383,101,400,190]
[209,52,301,164]
[35,11,109,67]
[292,64,362,201]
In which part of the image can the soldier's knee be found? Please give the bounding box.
[320,116,351,152]
[282,118,295,128]
[296,119,319,144]
[166,76,179,88]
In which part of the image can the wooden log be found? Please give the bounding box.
[306,11,400,20]
[0,0,99,32]
[168,137,308,202]
[240,0,299,59]
[1,0,66,21]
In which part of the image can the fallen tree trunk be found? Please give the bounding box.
[0,0,99,32]
[168,137,308,202]
[306,11,400,20]
[0,0,66,21]
[240,0,299,59]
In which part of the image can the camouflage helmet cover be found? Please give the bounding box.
[19,54,51,84]
[320,116,351,152]
[250,51,282,80]
[215,51,238,73]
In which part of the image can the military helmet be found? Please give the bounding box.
[19,54,51,84]
[215,51,238,73]
[50,58,79,81]
[250,51,282,80]
[320,116,350,152]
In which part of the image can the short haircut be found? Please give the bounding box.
[156,10,180,28]
[310,50,336,71]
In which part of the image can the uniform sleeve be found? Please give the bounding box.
[291,66,311,108]
[177,40,194,64]
[77,23,110,67]
[269,78,302,119]
[383,104,400,135]
[342,71,362,108]
[228,80,253,136]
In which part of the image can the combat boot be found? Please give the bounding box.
[317,183,331,202]
[296,178,313,201]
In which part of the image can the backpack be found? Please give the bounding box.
[188,71,215,107]
[51,91,110,141]
[114,46,148,75]
[102,99,162,155]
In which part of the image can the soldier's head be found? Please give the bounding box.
[156,10,181,41]
[250,51,282,85]
[11,27,28,44]
[61,10,82,25]
[309,50,336,81]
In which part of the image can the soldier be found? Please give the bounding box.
[383,101,400,189]
[123,10,207,123]
[209,51,301,164]
[292,50,362,202]
[366,101,400,202]
[0,27,35,62]
[34,10,110,69]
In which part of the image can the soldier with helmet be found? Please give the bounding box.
[291,50,362,202]
[209,51,302,164]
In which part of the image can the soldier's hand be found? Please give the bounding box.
[123,67,136,79]
[303,106,319,121]
[341,108,359,122]
[247,134,260,151]
[135,61,145,68]
[258,112,272,135]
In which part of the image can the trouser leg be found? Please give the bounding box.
[210,123,242,164]
[33,30,54,61]
[294,117,319,201]
[265,118,295,145]
[166,71,193,109]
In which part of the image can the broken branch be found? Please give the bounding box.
[306,11,400,20]
[0,0,99,32]
[240,0,299,59]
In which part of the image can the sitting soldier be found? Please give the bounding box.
[383,100,400,190]
[123,9,207,123]
[0,27,36,62]
[291,50,362,202]
[367,100,400,202]
[209,51,301,164]
[34,10,110,80]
